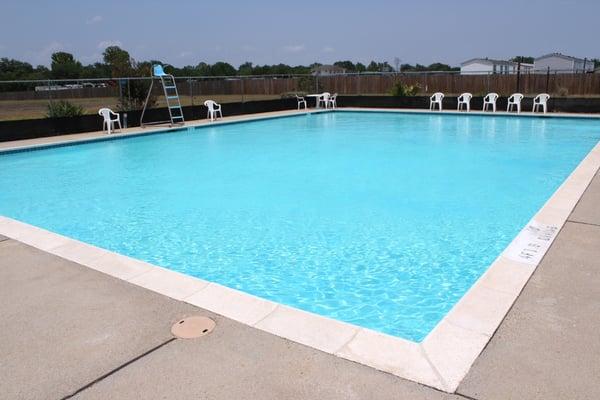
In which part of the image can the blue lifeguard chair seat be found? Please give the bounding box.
[153,64,167,77]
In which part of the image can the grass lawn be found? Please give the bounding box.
[0,94,280,121]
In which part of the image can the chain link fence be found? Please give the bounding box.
[1,70,599,121]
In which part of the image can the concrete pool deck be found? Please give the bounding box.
[1,168,599,399]
[1,108,599,398]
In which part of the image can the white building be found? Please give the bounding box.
[460,58,533,75]
[534,53,594,73]
[311,65,346,76]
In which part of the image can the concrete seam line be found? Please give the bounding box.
[565,220,600,228]
[418,344,450,393]
[60,337,177,400]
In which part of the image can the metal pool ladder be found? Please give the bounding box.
[140,64,185,128]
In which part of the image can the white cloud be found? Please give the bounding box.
[97,40,123,50]
[242,45,256,52]
[283,44,305,53]
[86,15,103,25]
[179,51,193,58]
[24,41,64,65]
[322,46,335,53]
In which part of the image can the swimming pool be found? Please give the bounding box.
[1,111,599,341]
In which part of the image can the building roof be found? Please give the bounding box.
[460,58,516,67]
[535,53,586,63]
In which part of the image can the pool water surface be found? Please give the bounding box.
[1,111,599,341]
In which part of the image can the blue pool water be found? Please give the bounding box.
[1,111,599,341]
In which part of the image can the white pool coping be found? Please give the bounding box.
[1,108,599,393]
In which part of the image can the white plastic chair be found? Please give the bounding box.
[328,93,338,109]
[318,92,331,109]
[457,93,472,111]
[204,100,222,121]
[507,93,524,113]
[429,92,444,111]
[98,108,121,134]
[295,94,307,110]
[532,93,550,114]
[483,93,499,112]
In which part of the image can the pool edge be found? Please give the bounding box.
[1,112,599,393]
[0,108,332,154]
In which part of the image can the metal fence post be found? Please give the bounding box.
[241,77,245,103]
[263,77,267,97]
[189,79,193,106]
[545,67,550,93]
[127,78,131,108]
[516,62,521,93]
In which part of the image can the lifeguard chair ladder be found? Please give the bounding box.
[140,64,185,127]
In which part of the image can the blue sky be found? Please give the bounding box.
[1,0,598,67]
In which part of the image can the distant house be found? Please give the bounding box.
[460,58,533,75]
[311,64,346,76]
[534,53,594,73]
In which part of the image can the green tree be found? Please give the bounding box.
[102,46,132,77]
[80,62,111,78]
[238,61,254,75]
[50,52,82,79]
[427,63,458,72]
[366,61,393,72]
[210,61,236,76]
[334,60,356,72]
[0,58,34,80]
[196,62,211,76]
[366,61,379,72]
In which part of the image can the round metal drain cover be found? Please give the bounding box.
[171,316,215,339]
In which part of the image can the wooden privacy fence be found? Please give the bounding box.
[180,73,600,97]
[180,78,301,96]
[1,73,599,102]
[317,73,600,96]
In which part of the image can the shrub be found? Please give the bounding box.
[117,79,156,112]
[556,86,569,97]
[46,100,84,118]
[389,81,420,96]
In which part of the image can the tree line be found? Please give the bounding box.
[0,46,464,82]
[4,46,596,84]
